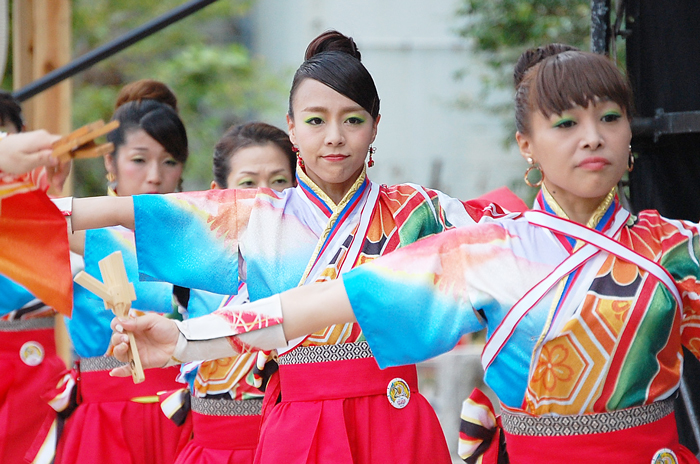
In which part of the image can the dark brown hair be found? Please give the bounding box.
[212,122,295,188]
[514,44,634,134]
[288,30,380,120]
[107,99,188,165]
[115,79,178,112]
[0,91,24,132]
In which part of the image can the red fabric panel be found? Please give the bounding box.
[0,328,65,464]
[504,412,699,463]
[254,358,451,464]
[55,366,193,464]
[175,412,260,464]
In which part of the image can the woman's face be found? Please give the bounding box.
[516,99,631,206]
[287,79,379,201]
[104,128,183,196]
[212,143,294,191]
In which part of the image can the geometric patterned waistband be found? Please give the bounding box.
[0,316,55,331]
[278,340,374,365]
[79,356,128,372]
[191,397,263,416]
[500,396,676,436]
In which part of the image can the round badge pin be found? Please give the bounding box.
[20,341,45,366]
[386,377,410,409]
[651,448,678,464]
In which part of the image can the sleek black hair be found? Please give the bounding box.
[288,30,380,119]
[0,91,24,132]
[107,99,188,164]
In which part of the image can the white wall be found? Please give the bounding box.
[249,0,527,201]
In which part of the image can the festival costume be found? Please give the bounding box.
[50,226,192,464]
[131,166,518,464]
[0,168,70,464]
[335,188,700,463]
[172,287,266,464]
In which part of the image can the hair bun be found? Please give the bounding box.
[304,30,361,61]
[513,43,579,87]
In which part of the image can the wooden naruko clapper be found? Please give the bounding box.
[74,251,146,383]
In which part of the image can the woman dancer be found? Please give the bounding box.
[176,121,294,464]
[68,30,518,464]
[110,45,700,463]
[56,98,193,464]
[0,93,68,464]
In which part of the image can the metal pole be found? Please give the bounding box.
[13,0,219,102]
[591,0,611,54]
[680,376,700,457]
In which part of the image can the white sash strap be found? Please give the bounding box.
[279,182,380,354]
[481,209,632,371]
[524,211,682,309]
[338,183,380,275]
[481,245,600,370]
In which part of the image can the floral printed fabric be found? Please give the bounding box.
[346,191,700,415]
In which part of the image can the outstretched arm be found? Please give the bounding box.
[71,196,135,230]
[278,280,355,339]
[109,279,355,377]
[0,130,61,174]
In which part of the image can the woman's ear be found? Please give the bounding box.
[515,131,533,162]
[104,152,115,175]
[370,114,381,143]
[287,114,296,145]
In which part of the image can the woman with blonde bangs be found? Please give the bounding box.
[66,30,522,464]
[111,45,700,463]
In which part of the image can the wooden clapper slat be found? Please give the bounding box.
[74,251,145,383]
[51,119,120,163]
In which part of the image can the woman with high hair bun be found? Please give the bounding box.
[68,30,523,464]
[111,45,700,463]
[174,122,294,464]
[42,99,194,464]
[114,79,179,112]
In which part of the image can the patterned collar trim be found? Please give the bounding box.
[296,163,368,216]
[540,185,617,230]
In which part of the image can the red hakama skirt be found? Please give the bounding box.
[175,405,261,464]
[255,351,451,464]
[55,362,192,464]
[0,320,65,464]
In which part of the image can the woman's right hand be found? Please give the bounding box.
[0,130,61,175]
[109,313,179,377]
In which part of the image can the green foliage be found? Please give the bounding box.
[454,0,592,139]
[70,0,287,195]
[456,0,591,76]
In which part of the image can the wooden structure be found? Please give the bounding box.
[12,0,73,364]
[74,251,146,384]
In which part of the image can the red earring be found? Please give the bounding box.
[293,145,304,168]
[368,146,376,168]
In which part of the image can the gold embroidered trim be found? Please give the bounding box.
[541,185,616,229]
[297,167,368,285]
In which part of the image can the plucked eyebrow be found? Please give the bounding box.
[300,105,365,114]
[237,168,289,176]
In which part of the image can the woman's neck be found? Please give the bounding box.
[301,166,365,207]
[542,184,616,227]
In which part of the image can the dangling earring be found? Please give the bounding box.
[524,157,544,188]
[106,172,118,196]
[627,146,634,172]
[367,146,376,168]
[293,145,304,168]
